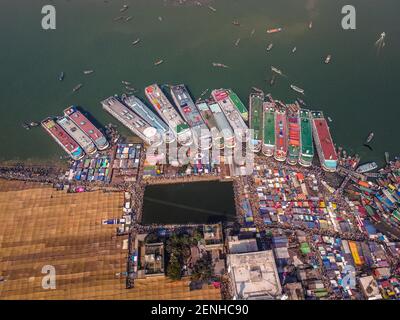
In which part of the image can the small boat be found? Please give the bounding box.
[72,84,83,93]
[266,43,274,51]
[292,46,297,53]
[120,5,129,13]
[267,27,282,34]
[327,117,333,122]
[83,70,94,75]
[125,86,136,91]
[122,81,131,85]
[58,72,65,81]
[365,132,374,144]
[250,29,255,37]
[212,62,229,68]
[356,162,378,173]
[296,98,307,106]
[325,54,332,64]
[132,38,141,45]
[125,16,133,22]
[154,59,164,66]
[232,20,240,26]
[309,21,313,29]
[235,38,241,46]
[271,66,283,76]
[21,123,30,130]
[113,16,123,22]
[270,75,276,86]
[29,121,39,127]
[385,152,390,164]
[158,16,163,22]
[290,84,304,94]
[208,6,217,12]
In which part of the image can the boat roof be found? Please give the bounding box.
[312,112,338,161]
[275,111,287,150]
[300,112,314,156]
[208,102,233,136]
[196,101,219,131]
[170,85,208,130]
[101,96,158,143]
[212,90,248,131]
[263,104,275,145]
[57,116,96,153]
[145,84,189,134]
[122,95,169,133]
[64,106,107,147]
[228,89,248,115]
[250,93,263,141]
[42,118,81,152]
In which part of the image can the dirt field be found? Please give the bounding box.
[0,179,221,300]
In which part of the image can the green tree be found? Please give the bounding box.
[167,254,182,280]
[191,253,213,282]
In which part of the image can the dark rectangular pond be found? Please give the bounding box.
[142,181,236,225]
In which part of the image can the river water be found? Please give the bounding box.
[0,0,399,164]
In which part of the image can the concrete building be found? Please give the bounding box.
[227,250,282,300]
[227,236,258,254]
[359,276,382,300]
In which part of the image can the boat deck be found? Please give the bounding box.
[145,84,189,135]
[312,111,338,161]
[64,106,109,150]
[249,93,263,141]
[228,89,248,121]
[42,118,83,159]
[263,103,275,146]
[101,96,160,145]
[300,109,314,157]
[57,116,97,155]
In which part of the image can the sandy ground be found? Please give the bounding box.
[0,179,221,300]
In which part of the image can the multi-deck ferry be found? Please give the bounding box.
[145,84,193,146]
[207,100,236,149]
[274,109,288,162]
[249,92,264,152]
[311,111,338,172]
[57,116,97,155]
[121,94,175,144]
[212,89,249,143]
[262,101,275,157]
[170,84,212,150]
[299,109,314,167]
[41,118,84,160]
[287,106,300,165]
[64,106,109,151]
[227,89,248,121]
[196,101,226,150]
[101,96,163,147]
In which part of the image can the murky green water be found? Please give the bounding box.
[0,0,399,164]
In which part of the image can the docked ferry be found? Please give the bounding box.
[262,101,275,157]
[249,92,264,152]
[145,84,193,146]
[311,111,338,172]
[299,109,314,167]
[274,109,288,162]
[64,106,109,151]
[121,94,175,144]
[57,116,97,155]
[170,84,212,150]
[41,118,84,160]
[212,89,249,143]
[287,106,300,165]
[101,96,164,147]
[196,101,225,150]
[206,100,236,149]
